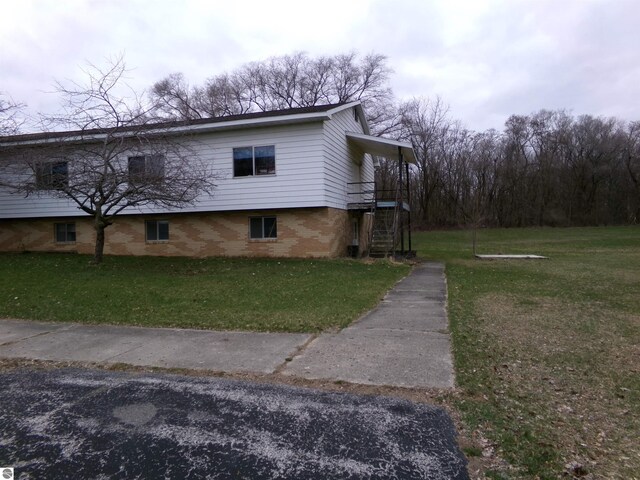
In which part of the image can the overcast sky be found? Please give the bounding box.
[2,0,639,132]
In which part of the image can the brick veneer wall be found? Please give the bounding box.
[0,207,356,258]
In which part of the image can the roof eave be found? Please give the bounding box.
[325,101,370,135]
[0,110,334,148]
[346,131,416,164]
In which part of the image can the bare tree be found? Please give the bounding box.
[149,73,202,120]
[0,56,216,264]
[0,93,25,135]
[149,52,396,134]
[624,121,640,222]
[399,97,450,224]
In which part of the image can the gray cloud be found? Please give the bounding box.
[2,0,638,132]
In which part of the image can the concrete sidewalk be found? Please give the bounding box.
[0,320,311,373]
[282,263,454,388]
[0,262,454,388]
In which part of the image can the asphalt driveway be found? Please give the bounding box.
[0,368,468,479]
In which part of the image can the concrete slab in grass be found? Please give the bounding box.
[283,329,454,388]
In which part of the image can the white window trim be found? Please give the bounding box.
[233,145,277,178]
[145,219,170,243]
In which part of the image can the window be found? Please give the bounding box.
[37,161,68,190]
[249,216,277,239]
[128,155,165,182]
[146,220,169,241]
[233,146,275,177]
[55,223,76,243]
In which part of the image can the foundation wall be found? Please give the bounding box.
[0,208,352,258]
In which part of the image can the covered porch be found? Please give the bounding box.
[345,132,416,257]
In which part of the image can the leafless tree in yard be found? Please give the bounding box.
[0,56,216,264]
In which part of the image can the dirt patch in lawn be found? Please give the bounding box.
[473,293,640,478]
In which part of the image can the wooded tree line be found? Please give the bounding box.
[145,52,640,228]
[397,99,640,227]
[3,52,639,228]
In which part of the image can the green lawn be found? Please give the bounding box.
[0,254,409,333]
[2,228,638,478]
[414,226,640,479]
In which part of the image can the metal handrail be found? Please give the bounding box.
[347,181,376,205]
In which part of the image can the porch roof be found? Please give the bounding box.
[346,132,416,164]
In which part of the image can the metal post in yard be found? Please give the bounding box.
[398,146,405,256]
[405,161,412,254]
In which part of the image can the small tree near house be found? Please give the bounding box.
[0,57,216,264]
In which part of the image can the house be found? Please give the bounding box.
[0,101,415,258]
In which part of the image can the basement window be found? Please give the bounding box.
[146,220,169,241]
[249,216,277,240]
[55,223,76,243]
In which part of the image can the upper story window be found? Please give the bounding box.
[128,155,165,183]
[36,161,68,190]
[233,146,275,177]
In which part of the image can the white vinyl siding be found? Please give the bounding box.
[0,122,327,218]
[0,104,376,220]
[322,107,371,210]
[199,123,325,212]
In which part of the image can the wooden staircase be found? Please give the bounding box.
[369,207,398,257]
[348,180,411,258]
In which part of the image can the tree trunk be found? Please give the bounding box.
[92,212,110,265]
[93,222,106,265]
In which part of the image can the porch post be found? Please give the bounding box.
[405,161,412,254]
[398,146,405,255]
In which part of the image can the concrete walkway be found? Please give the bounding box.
[0,262,454,388]
[0,320,311,374]
[282,263,454,388]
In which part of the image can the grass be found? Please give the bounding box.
[0,254,409,333]
[2,228,638,477]
[414,226,640,479]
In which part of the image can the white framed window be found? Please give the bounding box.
[146,220,169,241]
[233,146,275,177]
[249,216,277,240]
[128,155,165,182]
[37,161,68,190]
[55,223,76,243]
